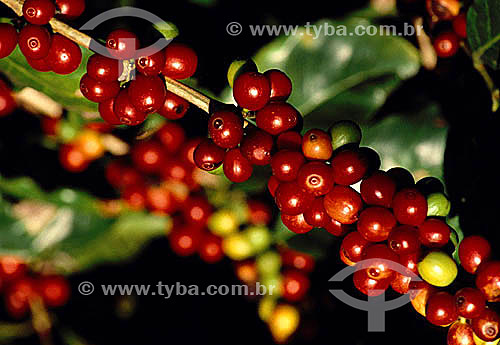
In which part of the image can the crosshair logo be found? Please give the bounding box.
[329,259,423,332]
[79,7,175,60]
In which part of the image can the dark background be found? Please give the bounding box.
[1,0,499,344]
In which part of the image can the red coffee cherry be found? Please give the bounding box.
[434,32,459,58]
[452,12,467,38]
[276,131,302,151]
[198,233,224,263]
[331,149,368,186]
[275,181,314,215]
[296,161,334,196]
[38,275,70,307]
[387,167,414,190]
[282,270,310,302]
[23,0,55,25]
[4,277,37,318]
[271,150,305,182]
[122,184,147,210]
[26,56,52,72]
[281,213,313,234]
[162,43,198,80]
[105,161,143,189]
[360,170,396,208]
[113,89,148,126]
[208,111,244,149]
[392,188,427,226]
[223,148,253,183]
[302,129,333,160]
[193,138,225,172]
[280,248,315,273]
[387,225,419,255]
[156,122,186,154]
[391,273,413,294]
[55,0,85,20]
[447,321,475,345]
[247,200,272,226]
[357,207,396,242]
[475,261,500,302]
[471,309,500,343]
[341,231,370,264]
[455,287,486,319]
[399,249,421,275]
[161,158,191,184]
[169,227,201,256]
[353,269,391,296]
[418,218,451,248]
[80,74,119,102]
[131,140,165,173]
[146,185,177,214]
[179,137,202,166]
[182,196,213,226]
[303,197,329,228]
[137,50,165,76]
[363,244,399,281]
[264,69,292,101]
[86,54,120,82]
[59,144,89,172]
[459,235,492,274]
[47,34,82,74]
[426,291,459,326]
[0,23,18,59]
[240,128,273,165]
[323,185,362,224]
[0,256,27,282]
[256,102,299,135]
[233,71,270,111]
[128,74,166,114]
[18,24,51,60]
[98,98,121,125]
[157,90,190,120]
[267,175,280,197]
[324,217,349,236]
[106,29,139,60]
[0,82,16,117]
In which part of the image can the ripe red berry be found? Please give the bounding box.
[80,73,119,102]
[23,0,55,25]
[447,321,475,345]
[475,261,500,302]
[18,24,51,60]
[86,54,120,82]
[157,90,189,120]
[113,89,147,126]
[459,236,492,274]
[275,181,314,215]
[452,13,467,38]
[426,291,459,326]
[0,82,16,117]
[247,200,272,225]
[331,149,368,186]
[47,34,82,74]
[122,184,147,210]
[399,249,421,275]
[26,55,52,72]
[180,137,202,166]
[59,144,89,172]
[156,122,186,154]
[131,140,165,173]
[280,248,315,272]
[146,185,177,214]
[267,175,280,197]
[387,225,419,255]
[208,111,244,149]
[198,233,224,263]
[392,188,427,226]
[271,150,305,182]
[418,218,451,248]
[360,171,396,208]
[193,138,225,172]
[105,162,143,189]
[323,185,362,224]
[38,275,70,307]
[182,196,213,226]
[324,217,349,236]
[223,148,253,183]
[106,29,139,60]
[362,244,400,281]
[282,270,310,302]
[357,207,396,242]
[302,129,333,160]
[434,32,459,58]
[0,256,27,282]
[281,213,313,234]
[296,161,334,196]
[0,23,18,59]
[455,287,486,319]
[391,273,413,294]
[169,227,201,256]
[137,50,165,77]
[55,0,85,20]
[256,102,299,135]
[127,74,166,114]
[233,71,270,111]
[276,131,302,151]
[303,197,329,228]
[471,309,500,343]
[264,69,292,101]
[341,231,370,264]
[240,129,274,165]
[162,43,198,80]
[4,277,37,318]
[98,98,121,125]
[353,269,391,296]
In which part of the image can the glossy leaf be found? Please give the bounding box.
[468,0,500,70]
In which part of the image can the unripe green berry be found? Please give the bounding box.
[329,120,362,151]
[427,192,451,217]
[245,226,272,253]
[208,209,239,237]
[57,121,79,143]
[258,295,278,321]
[418,251,457,287]
[227,59,258,88]
[256,251,281,276]
[259,274,282,297]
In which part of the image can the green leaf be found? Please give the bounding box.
[153,21,179,40]
[284,228,337,259]
[0,46,97,112]
[189,0,218,7]
[448,216,464,264]
[245,16,420,119]
[468,0,500,70]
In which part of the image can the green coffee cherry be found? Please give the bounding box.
[259,274,282,297]
[258,295,277,321]
[57,121,78,143]
[227,59,258,88]
[222,233,253,260]
[427,192,451,217]
[329,120,362,151]
[256,251,281,276]
[208,209,239,237]
[418,251,457,287]
[245,226,272,253]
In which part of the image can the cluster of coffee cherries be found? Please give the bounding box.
[0,255,70,319]
[0,78,16,117]
[0,0,84,74]
[80,30,196,126]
